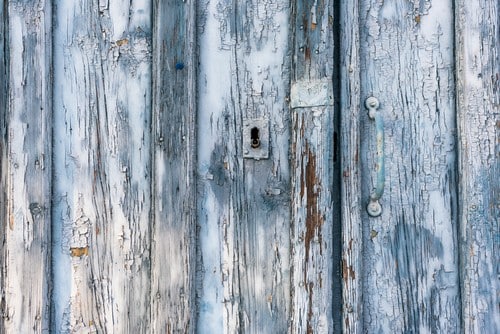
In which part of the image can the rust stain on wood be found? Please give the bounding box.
[305,46,311,61]
[302,16,308,34]
[342,259,356,281]
[70,247,89,257]
[116,38,128,46]
[301,144,324,333]
[303,145,323,259]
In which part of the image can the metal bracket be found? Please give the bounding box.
[243,119,269,160]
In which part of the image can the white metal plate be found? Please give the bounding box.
[290,78,334,108]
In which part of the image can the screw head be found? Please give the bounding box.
[367,200,382,217]
[365,96,380,110]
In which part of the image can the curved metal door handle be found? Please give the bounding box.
[365,97,385,217]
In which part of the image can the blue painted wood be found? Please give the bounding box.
[343,0,463,332]
[196,0,292,332]
[0,1,497,332]
[456,1,500,332]
[1,1,52,332]
[339,0,364,331]
[289,0,339,332]
[52,1,152,332]
[151,0,197,332]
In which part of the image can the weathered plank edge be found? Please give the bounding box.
[289,0,336,332]
[331,1,343,329]
[0,2,8,331]
[339,0,363,332]
[455,1,500,332]
[3,1,53,332]
[151,0,197,332]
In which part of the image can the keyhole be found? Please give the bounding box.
[250,127,260,148]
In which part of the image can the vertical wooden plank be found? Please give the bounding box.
[339,0,363,332]
[289,0,336,332]
[0,1,7,329]
[150,0,197,331]
[52,1,152,332]
[1,1,52,332]
[455,1,500,332]
[197,0,291,332]
[358,0,461,332]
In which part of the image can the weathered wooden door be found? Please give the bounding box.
[340,1,499,333]
[1,0,498,333]
[196,0,340,332]
[344,0,463,331]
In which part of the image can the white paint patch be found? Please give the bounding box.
[197,189,224,334]
[290,79,334,109]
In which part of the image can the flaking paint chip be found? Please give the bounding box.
[70,247,89,257]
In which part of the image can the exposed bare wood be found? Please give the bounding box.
[455,1,500,332]
[52,1,152,332]
[150,0,197,331]
[1,1,52,332]
[289,0,336,332]
[357,0,461,332]
[196,0,291,332]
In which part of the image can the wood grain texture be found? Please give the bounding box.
[52,1,152,332]
[289,0,336,333]
[358,0,461,332]
[150,0,197,332]
[455,1,500,332]
[339,0,364,332]
[197,0,291,332]
[1,1,52,332]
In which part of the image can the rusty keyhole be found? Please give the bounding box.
[250,127,260,148]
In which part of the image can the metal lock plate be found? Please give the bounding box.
[243,119,269,160]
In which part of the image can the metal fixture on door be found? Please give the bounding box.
[243,119,269,160]
[365,96,385,217]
